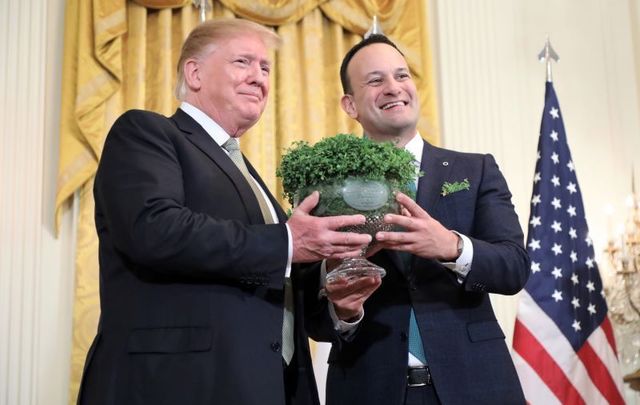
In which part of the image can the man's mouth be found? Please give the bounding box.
[380,101,406,110]
[240,92,262,101]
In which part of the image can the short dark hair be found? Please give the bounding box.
[339,34,404,94]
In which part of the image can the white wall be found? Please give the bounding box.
[432,0,640,402]
[0,0,75,404]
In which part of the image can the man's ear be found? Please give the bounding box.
[183,59,201,92]
[340,94,358,119]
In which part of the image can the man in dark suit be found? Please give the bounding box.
[77,19,376,405]
[305,35,530,405]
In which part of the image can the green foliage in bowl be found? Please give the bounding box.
[276,134,421,209]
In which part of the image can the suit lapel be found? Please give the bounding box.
[171,109,266,225]
[384,140,456,278]
[246,160,288,223]
[417,141,455,214]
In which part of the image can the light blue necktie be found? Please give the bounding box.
[409,308,427,363]
[404,177,427,364]
[223,138,294,364]
[223,138,275,224]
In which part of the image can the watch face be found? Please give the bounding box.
[456,235,464,255]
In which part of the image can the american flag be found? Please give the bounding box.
[512,82,625,404]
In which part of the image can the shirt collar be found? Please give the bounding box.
[180,101,232,147]
[404,132,424,166]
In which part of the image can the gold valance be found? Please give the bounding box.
[218,0,326,25]
[214,0,423,79]
[132,0,191,8]
[131,0,411,33]
[213,0,424,78]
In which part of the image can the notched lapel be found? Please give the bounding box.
[171,109,265,225]
[417,141,455,214]
[245,160,288,223]
[377,141,455,281]
[374,143,458,281]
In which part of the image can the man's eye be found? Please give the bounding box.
[234,58,249,65]
[367,78,382,85]
[261,65,271,74]
[397,73,410,80]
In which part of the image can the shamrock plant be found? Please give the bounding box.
[277,134,420,207]
[440,178,470,196]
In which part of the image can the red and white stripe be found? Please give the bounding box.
[513,291,624,405]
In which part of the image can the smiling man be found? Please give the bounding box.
[305,34,531,405]
[340,41,419,147]
[76,19,374,405]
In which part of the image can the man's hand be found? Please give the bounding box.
[375,192,459,261]
[325,275,381,320]
[287,191,372,263]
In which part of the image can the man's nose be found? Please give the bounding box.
[383,79,402,95]
[247,63,267,87]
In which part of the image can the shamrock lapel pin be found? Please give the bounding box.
[441,178,470,196]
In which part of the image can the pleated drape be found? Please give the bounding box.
[56,1,439,403]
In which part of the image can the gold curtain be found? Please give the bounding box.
[57,1,439,403]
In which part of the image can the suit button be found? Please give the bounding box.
[271,342,281,352]
[400,332,408,341]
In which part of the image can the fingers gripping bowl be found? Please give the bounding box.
[277,134,421,283]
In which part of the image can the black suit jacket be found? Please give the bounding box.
[78,109,319,405]
[305,141,530,405]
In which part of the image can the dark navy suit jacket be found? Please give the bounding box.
[305,140,530,405]
[78,109,319,405]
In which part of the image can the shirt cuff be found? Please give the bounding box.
[320,260,363,338]
[441,231,473,282]
[329,303,363,337]
[285,223,293,278]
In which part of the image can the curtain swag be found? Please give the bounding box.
[132,0,191,8]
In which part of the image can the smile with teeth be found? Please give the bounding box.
[381,101,406,110]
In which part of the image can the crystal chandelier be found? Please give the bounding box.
[604,176,640,391]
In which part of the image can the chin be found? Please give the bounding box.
[383,118,414,129]
[238,108,263,122]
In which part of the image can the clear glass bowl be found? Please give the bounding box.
[295,177,400,283]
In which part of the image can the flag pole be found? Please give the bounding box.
[364,16,384,39]
[537,36,559,83]
[193,0,209,23]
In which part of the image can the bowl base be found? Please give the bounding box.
[325,258,387,284]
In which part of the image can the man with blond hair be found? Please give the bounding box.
[77,19,374,405]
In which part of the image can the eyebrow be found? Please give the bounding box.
[236,52,271,66]
[364,70,384,79]
[363,67,409,79]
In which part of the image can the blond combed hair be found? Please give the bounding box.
[175,18,282,100]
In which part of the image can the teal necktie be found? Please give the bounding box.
[409,308,427,363]
[403,178,427,364]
